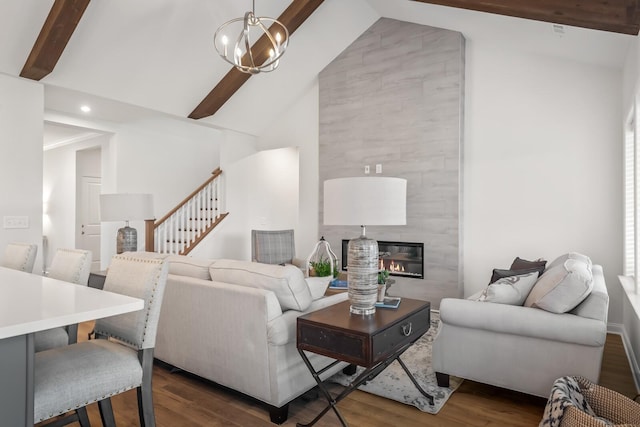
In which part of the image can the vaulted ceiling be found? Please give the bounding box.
[1,0,636,137]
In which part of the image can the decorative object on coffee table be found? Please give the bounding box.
[323,177,406,315]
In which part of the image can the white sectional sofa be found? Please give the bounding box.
[147,254,348,424]
[432,254,609,398]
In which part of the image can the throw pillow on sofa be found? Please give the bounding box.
[209,259,313,311]
[479,271,539,305]
[489,257,546,284]
[524,259,594,313]
[490,267,543,284]
[510,257,546,276]
[546,252,592,271]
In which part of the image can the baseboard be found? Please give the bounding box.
[607,322,640,392]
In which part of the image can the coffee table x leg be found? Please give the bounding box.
[296,341,433,427]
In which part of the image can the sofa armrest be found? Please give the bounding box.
[267,292,349,346]
[439,298,606,347]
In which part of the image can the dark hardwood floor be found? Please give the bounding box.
[39,324,637,427]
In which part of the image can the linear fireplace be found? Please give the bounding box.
[341,240,424,279]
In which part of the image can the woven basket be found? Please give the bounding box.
[541,376,640,427]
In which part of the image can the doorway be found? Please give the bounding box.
[76,147,102,272]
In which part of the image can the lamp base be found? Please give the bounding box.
[347,234,378,315]
[117,226,137,254]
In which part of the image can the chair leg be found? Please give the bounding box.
[138,349,156,427]
[98,398,116,427]
[76,407,90,427]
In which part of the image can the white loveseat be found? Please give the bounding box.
[148,254,348,423]
[432,256,609,398]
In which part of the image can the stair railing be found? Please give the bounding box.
[145,168,228,255]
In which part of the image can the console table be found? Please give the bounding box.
[296,298,432,427]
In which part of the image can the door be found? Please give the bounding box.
[79,176,101,271]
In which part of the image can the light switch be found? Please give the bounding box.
[376,164,382,174]
[3,216,29,229]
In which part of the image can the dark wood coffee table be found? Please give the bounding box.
[296,298,433,427]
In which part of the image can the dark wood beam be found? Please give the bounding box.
[413,0,640,35]
[189,0,324,120]
[20,0,90,81]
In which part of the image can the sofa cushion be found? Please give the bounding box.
[209,260,312,311]
[305,277,331,301]
[480,271,539,305]
[547,252,592,271]
[165,255,214,280]
[524,259,594,313]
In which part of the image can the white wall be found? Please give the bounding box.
[193,145,299,261]
[259,82,320,259]
[463,42,623,323]
[0,74,44,273]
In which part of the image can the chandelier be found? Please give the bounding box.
[213,0,289,74]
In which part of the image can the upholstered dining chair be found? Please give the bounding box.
[33,254,169,427]
[35,248,92,352]
[1,242,37,273]
[251,229,305,268]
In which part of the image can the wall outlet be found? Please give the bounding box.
[376,164,382,174]
[364,165,370,174]
[3,216,29,229]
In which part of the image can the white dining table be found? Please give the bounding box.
[0,266,144,426]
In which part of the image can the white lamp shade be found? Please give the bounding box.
[323,177,407,226]
[100,193,154,222]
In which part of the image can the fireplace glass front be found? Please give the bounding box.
[341,240,424,279]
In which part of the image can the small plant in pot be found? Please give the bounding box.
[378,269,390,285]
[310,257,333,277]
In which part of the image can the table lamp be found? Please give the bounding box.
[324,177,407,315]
[100,193,154,254]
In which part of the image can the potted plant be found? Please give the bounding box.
[310,257,333,277]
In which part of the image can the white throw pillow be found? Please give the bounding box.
[524,259,594,313]
[209,259,312,311]
[546,252,592,271]
[305,276,332,301]
[479,271,539,305]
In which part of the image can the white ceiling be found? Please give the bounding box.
[0,0,633,143]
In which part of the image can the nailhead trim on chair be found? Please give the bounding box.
[36,385,137,423]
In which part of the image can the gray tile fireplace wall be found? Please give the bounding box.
[318,18,464,307]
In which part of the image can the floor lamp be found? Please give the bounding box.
[100,194,154,254]
[324,177,407,315]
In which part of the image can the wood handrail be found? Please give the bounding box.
[154,168,222,227]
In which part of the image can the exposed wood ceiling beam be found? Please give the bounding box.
[189,0,324,120]
[20,0,90,81]
[413,0,640,35]
[20,0,90,80]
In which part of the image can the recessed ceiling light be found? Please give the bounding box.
[80,105,91,113]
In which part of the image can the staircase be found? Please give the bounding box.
[145,168,228,255]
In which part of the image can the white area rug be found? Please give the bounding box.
[329,310,462,414]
